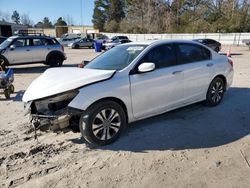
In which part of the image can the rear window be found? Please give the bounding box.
[119,36,128,39]
[46,38,59,45]
[177,43,211,64]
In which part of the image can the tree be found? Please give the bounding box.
[20,13,33,27]
[0,10,11,22]
[34,17,53,28]
[64,15,74,26]
[92,0,250,33]
[54,17,67,26]
[92,0,109,31]
[42,17,53,28]
[34,21,43,28]
[11,10,20,24]
[105,0,125,32]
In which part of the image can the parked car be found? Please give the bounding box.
[68,38,95,49]
[0,37,7,44]
[242,39,250,50]
[95,34,109,43]
[193,38,221,52]
[0,35,66,67]
[59,37,80,47]
[23,40,234,145]
[103,36,131,50]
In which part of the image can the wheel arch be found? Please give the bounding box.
[46,51,65,63]
[0,55,9,65]
[212,74,227,90]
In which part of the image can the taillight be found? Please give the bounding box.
[228,58,233,67]
[61,45,64,52]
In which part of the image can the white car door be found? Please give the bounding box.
[175,43,213,103]
[130,44,184,119]
[6,38,33,64]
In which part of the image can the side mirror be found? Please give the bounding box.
[138,62,155,73]
[10,45,16,50]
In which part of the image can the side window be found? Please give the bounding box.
[177,43,210,64]
[33,38,44,46]
[202,47,211,60]
[206,39,214,44]
[13,39,26,47]
[140,44,176,69]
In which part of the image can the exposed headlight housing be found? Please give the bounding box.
[32,90,79,115]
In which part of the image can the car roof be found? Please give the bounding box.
[9,35,55,39]
[123,39,202,46]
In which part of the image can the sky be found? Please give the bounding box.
[0,0,95,26]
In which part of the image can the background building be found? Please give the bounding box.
[0,21,28,37]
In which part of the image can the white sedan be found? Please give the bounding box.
[23,40,234,145]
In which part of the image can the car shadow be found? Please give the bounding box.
[12,64,81,74]
[0,90,25,101]
[70,87,250,152]
[219,53,243,56]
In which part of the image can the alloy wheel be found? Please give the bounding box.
[92,108,121,141]
[211,81,224,103]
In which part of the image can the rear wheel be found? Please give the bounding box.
[79,100,126,146]
[75,44,79,49]
[204,77,225,106]
[4,88,10,99]
[49,55,63,67]
[215,46,220,52]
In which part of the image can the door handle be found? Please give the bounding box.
[172,70,182,75]
[26,49,30,51]
[206,63,214,67]
[47,48,51,50]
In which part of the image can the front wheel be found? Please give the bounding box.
[79,100,126,146]
[204,77,225,106]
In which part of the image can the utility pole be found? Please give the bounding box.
[80,0,83,25]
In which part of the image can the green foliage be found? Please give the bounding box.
[11,10,20,24]
[35,17,53,28]
[93,0,125,32]
[54,17,67,26]
[93,0,250,33]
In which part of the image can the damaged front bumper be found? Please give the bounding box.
[24,90,83,131]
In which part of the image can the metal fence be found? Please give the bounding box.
[102,32,250,45]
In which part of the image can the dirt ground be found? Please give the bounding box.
[0,46,250,188]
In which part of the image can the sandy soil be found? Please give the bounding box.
[0,46,250,188]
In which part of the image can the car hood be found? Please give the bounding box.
[23,68,115,102]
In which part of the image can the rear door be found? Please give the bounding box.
[175,43,213,103]
[31,38,48,62]
[130,43,184,119]
[6,38,33,64]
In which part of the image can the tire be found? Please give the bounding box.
[75,44,79,49]
[79,100,126,146]
[204,77,225,106]
[4,88,10,99]
[49,55,63,67]
[8,84,14,94]
[0,57,7,71]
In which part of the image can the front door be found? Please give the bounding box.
[6,38,33,64]
[129,43,184,119]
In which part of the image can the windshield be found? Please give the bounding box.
[85,44,147,71]
[0,38,14,49]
